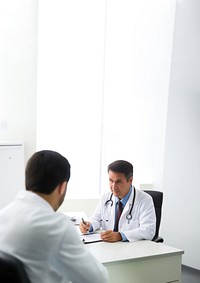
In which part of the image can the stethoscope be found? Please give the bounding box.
[104,186,136,222]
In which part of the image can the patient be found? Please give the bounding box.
[0,150,108,283]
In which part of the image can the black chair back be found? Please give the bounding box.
[144,190,164,242]
[0,251,31,283]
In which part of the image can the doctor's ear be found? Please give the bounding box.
[128,177,133,183]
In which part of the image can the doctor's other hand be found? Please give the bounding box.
[79,221,91,234]
[100,230,122,242]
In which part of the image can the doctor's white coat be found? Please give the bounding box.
[89,188,156,242]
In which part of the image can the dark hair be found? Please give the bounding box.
[108,160,133,181]
[25,150,70,194]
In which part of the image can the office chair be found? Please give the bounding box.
[144,190,164,243]
[0,251,31,283]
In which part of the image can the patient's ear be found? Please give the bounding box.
[58,181,67,196]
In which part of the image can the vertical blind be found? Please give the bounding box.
[36,0,176,198]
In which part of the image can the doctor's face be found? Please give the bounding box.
[108,171,132,199]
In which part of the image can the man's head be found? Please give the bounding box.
[108,160,133,199]
[25,150,70,209]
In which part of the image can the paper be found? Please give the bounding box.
[80,232,102,244]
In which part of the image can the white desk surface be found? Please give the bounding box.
[85,240,184,264]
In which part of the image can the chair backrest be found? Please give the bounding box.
[0,251,31,283]
[143,190,163,242]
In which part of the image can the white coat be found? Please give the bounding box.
[0,191,109,283]
[89,187,156,242]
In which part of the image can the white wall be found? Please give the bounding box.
[59,199,99,217]
[0,0,38,163]
[162,0,200,269]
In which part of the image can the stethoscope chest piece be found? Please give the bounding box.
[126,214,132,221]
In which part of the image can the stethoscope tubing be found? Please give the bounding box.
[104,186,136,222]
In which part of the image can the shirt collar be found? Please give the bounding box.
[17,190,54,212]
[115,185,132,206]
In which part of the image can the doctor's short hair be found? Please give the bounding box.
[108,160,133,181]
[25,150,70,194]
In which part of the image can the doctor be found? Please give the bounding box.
[80,160,156,243]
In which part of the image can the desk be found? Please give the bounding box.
[85,240,184,283]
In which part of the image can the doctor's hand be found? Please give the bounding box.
[100,230,122,242]
[79,221,91,234]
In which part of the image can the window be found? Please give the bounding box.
[37,0,176,198]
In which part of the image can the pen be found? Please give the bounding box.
[81,218,87,225]
[81,218,89,234]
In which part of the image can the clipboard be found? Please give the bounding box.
[80,232,102,244]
